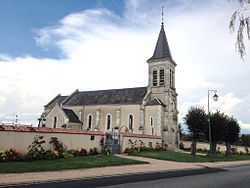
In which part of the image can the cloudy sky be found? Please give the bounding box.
[0,0,249,133]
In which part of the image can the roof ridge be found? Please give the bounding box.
[78,86,147,93]
[62,89,79,105]
[44,94,61,107]
[63,87,148,106]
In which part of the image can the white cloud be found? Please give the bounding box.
[0,96,6,106]
[198,92,242,114]
[0,54,13,62]
[239,121,250,130]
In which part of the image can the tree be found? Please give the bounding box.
[229,0,250,59]
[185,106,207,156]
[208,111,227,157]
[224,116,240,155]
[240,134,250,146]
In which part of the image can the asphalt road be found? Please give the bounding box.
[104,164,250,188]
[1,164,250,188]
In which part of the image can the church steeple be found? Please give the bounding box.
[145,10,179,150]
[148,22,172,61]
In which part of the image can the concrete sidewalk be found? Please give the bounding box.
[1,155,250,186]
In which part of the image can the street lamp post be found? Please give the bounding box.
[208,90,218,158]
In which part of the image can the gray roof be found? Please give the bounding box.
[63,87,147,106]
[148,23,172,61]
[146,98,166,107]
[62,109,81,123]
[44,94,67,109]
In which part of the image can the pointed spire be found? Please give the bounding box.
[148,9,173,62]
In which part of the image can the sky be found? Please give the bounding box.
[0,0,250,133]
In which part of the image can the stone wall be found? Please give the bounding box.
[120,133,163,152]
[0,126,104,154]
[0,125,163,155]
[182,141,250,154]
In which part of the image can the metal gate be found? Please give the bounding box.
[105,131,120,154]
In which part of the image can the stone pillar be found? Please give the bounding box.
[116,109,120,128]
[156,105,161,135]
[139,105,145,134]
[95,108,100,130]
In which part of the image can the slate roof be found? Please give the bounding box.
[148,23,172,61]
[62,109,81,123]
[63,87,148,106]
[44,94,67,109]
[146,98,166,107]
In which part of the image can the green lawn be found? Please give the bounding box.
[0,155,147,174]
[133,150,250,163]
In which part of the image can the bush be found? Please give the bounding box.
[231,148,238,155]
[0,150,7,162]
[0,149,21,162]
[102,146,112,155]
[245,147,249,154]
[49,137,67,158]
[68,148,88,157]
[44,149,59,160]
[123,148,133,155]
[154,142,165,151]
[179,142,185,150]
[80,148,88,156]
[89,147,99,156]
[26,135,47,160]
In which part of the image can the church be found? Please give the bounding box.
[41,21,179,150]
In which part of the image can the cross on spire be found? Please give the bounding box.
[161,5,164,25]
[147,4,173,61]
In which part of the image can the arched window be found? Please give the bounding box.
[87,114,93,130]
[159,69,165,86]
[53,116,57,128]
[106,114,112,130]
[152,70,158,86]
[128,114,133,130]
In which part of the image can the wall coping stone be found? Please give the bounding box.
[0,125,104,136]
[121,132,162,139]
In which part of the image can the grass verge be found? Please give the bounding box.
[0,155,147,174]
[133,150,250,163]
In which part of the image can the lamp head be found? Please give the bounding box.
[213,93,219,101]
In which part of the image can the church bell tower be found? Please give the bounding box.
[147,20,179,150]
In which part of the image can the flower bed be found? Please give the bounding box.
[0,135,101,162]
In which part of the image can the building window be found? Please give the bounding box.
[159,69,165,86]
[53,116,57,128]
[169,69,175,87]
[153,70,158,86]
[128,114,133,130]
[106,114,111,130]
[90,135,95,140]
[172,70,174,87]
[170,69,172,87]
[150,117,154,135]
[150,117,154,126]
[87,114,93,130]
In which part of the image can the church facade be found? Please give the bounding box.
[41,22,179,150]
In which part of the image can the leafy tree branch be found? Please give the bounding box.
[229,0,250,59]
